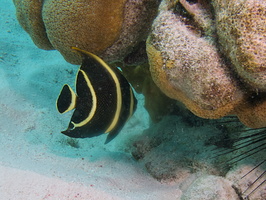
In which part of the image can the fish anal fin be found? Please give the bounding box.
[104,126,123,144]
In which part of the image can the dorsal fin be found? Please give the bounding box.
[71,46,97,60]
[56,84,77,113]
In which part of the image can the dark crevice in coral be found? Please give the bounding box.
[246,92,266,105]
[156,0,163,4]
[123,41,148,66]
[173,1,204,37]
[174,1,194,24]
[186,0,198,4]
[173,0,219,40]
[205,1,218,39]
[204,0,215,21]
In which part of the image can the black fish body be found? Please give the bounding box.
[56,47,137,143]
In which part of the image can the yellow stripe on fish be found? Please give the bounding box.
[56,47,137,143]
[71,69,97,128]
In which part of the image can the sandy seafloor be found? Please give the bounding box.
[1,1,265,200]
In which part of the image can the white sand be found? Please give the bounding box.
[0,1,181,199]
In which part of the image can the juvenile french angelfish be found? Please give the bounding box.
[56,47,137,144]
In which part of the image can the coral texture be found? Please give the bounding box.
[12,0,53,50]
[226,165,266,200]
[147,0,266,128]
[13,0,159,64]
[147,0,244,119]
[213,0,266,90]
[235,95,266,128]
[181,175,239,200]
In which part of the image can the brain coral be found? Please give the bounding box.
[147,0,244,119]
[13,0,159,64]
[146,0,266,128]
[12,0,53,50]
[213,0,266,91]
